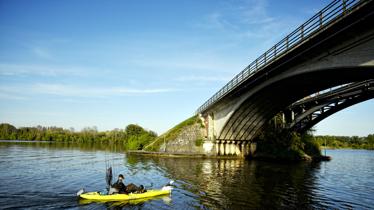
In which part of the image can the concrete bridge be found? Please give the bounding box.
[197,0,374,156]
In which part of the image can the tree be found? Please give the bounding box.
[0,123,17,139]
[366,134,374,149]
[125,124,144,136]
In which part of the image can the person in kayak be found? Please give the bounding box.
[108,174,126,194]
[108,174,146,194]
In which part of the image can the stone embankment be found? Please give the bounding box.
[143,116,206,154]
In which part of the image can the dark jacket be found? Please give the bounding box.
[112,180,126,193]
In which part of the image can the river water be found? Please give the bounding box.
[0,141,373,209]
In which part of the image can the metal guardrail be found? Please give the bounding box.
[196,0,366,114]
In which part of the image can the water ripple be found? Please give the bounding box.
[0,142,373,209]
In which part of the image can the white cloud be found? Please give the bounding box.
[0,63,88,77]
[128,52,243,74]
[238,0,274,25]
[197,0,273,30]
[197,12,238,30]
[0,83,177,98]
[196,0,293,42]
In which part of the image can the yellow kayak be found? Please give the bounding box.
[79,187,172,201]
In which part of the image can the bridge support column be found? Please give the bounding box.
[235,142,241,156]
[230,141,235,155]
[241,142,248,157]
[220,141,226,155]
[218,140,224,156]
[247,142,251,157]
[249,143,257,157]
[240,142,245,156]
[207,113,215,141]
[215,140,220,155]
[230,141,236,155]
[225,141,231,155]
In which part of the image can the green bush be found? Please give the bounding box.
[302,132,321,157]
[254,114,322,161]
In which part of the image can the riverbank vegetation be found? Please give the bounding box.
[254,113,373,161]
[0,123,157,150]
[254,116,321,161]
[314,134,374,149]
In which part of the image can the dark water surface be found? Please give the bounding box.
[0,141,373,209]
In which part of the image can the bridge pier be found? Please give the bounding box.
[220,141,225,155]
[213,140,257,157]
[241,142,246,156]
[207,113,215,141]
[214,140,221,155]
[235,142,241,156]
[225,141,232,155]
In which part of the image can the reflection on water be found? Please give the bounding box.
[135,156,320,209]
[0,141,373,209]
[0,140,126,153]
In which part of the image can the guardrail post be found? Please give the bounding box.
[286,35,289,49]
[301,24,304,39]
[319,11,323,28]
[274,45,277,57]
[342,0,347,14]
[264,52,267,63]
[255,59,258,69]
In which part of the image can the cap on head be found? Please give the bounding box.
[118,174,124,179]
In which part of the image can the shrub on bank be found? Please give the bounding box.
[254,115,321,161]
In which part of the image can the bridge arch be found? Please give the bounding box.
[215,66,374,141]
[288,80,374,133]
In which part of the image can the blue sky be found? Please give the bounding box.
[0,0,372,136]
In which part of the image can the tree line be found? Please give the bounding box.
[314,134,374,149]
[0,123,157,150]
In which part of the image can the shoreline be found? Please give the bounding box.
[126,150,241,159]
[1,140,371,150]
[126,150,332,162]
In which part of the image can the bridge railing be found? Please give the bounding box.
[291,79,374,107]
[196,0,365,114]
[293,83,351,106]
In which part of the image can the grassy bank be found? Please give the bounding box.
[143,115,202,151]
